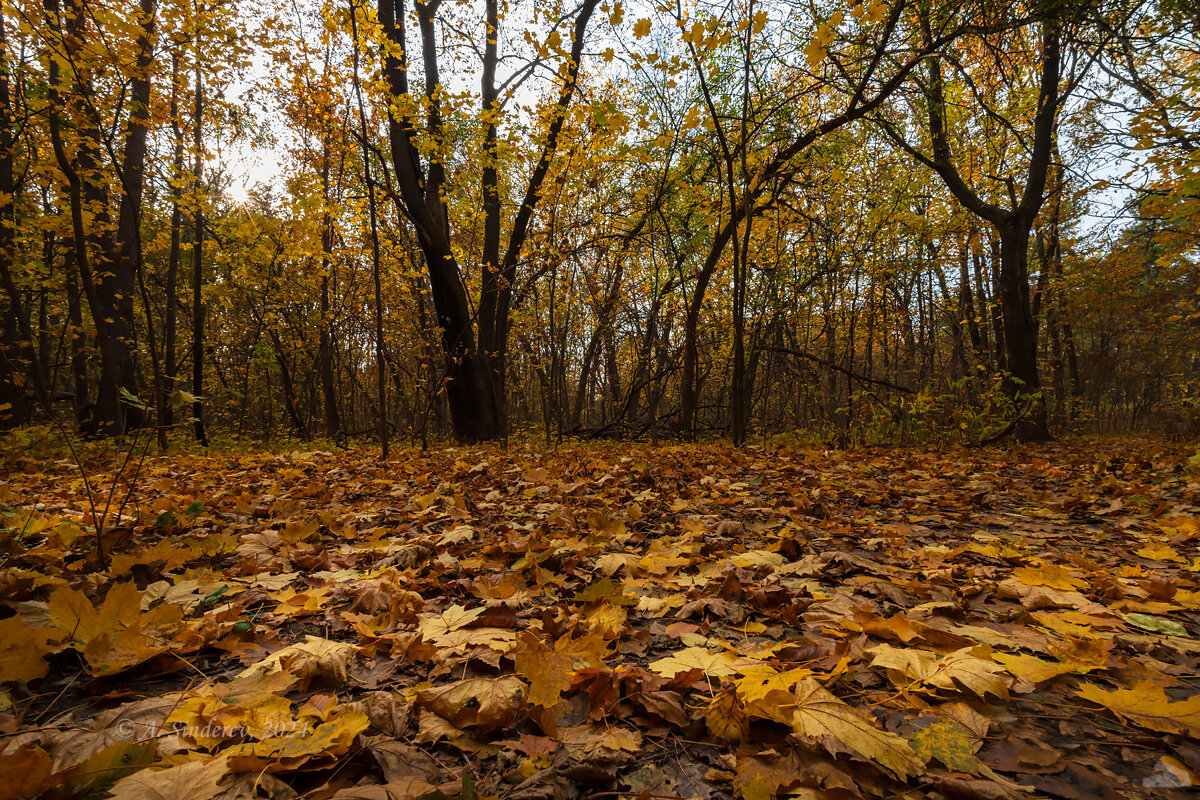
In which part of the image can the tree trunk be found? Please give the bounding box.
[318,148,341,438]
[349,0,388,458]
[997,223,1049,440]
[163,49,184,430]
[110,0,157,430]
[191,60,208,446]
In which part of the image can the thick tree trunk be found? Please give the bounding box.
[997,224,1049,440]
[109,0,157,430]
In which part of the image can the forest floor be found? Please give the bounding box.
[1,436,1199,800]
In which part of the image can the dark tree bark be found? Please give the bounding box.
[45,0,125,435]
[881,8,1063,441]
[318,146,341,438]
[163,48,184,430]
[377,0,600,441]
[349,0,388,457]
[191,60,208,446]
[109,0,158,431]
[0,3,40,429]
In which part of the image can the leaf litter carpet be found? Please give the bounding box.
[1,439,1199,800]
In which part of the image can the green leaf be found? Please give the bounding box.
[907,721,1017,785]
[573,577,635,606]
[185,501,204,516]
[168,389,201,409]
[154,511,177,527]
[1122,613,1188,637]
[201,586,230,606]
[119,387,147,410]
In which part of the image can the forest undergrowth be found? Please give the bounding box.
[1,436,1199,800]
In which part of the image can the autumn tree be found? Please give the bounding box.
[374,0,603,442]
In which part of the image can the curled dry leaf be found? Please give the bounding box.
[238,635,358,685]
[414,676,526,731]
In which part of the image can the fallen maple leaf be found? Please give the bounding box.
[559,723,642,762]
[648,645,753,678]
[415,676,526,731]
[417,605,485,640]
[791,677,925,780]
[1076,680,1200,737]
[1012,563,1088,591]
[512,631,574,708]
[46,583,139,645]
[238,636,358,685]
[107,754,229,800]
[869,644,1009,699]
[0,745,58,799]
[991,653,1075,684]
[907,721,1021,786]
[0,615,59,682]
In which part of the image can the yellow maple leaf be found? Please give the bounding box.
[1135,543,1184,563]
[706,688,748,743]
[992,652,1075,684]
[418,604,485,639]
[907,721,1013,784]
[512,631,574,708]
[791,678,924,780]
[109,754,229,800]
[633,18,651,37]
[239,636,358,685]
[431,627,516,653]
[1012,563,1088,590]
[648,646,745,678]
[47,583,139,645]
[751,9,767,34]
[735,665,812,704]
[271,587,330,617]
[0,616,59,682]
[1076,680,1200,736]
[868,644,1008,699]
